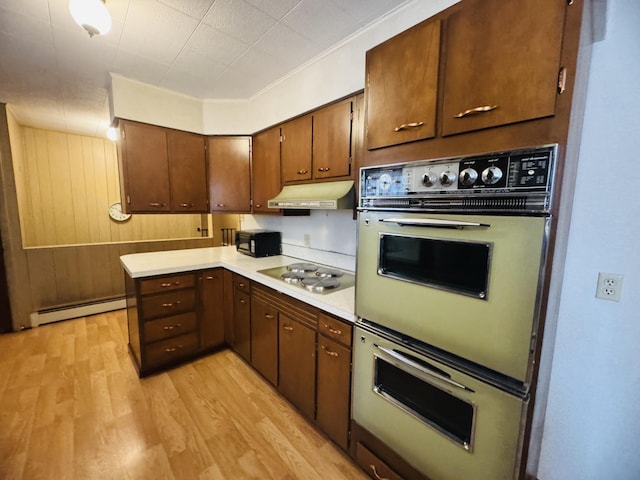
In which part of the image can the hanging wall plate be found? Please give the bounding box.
[108,202,131,222]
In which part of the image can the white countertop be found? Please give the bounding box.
[120,246,356,323]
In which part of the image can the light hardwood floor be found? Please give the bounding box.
[0,310,369,480]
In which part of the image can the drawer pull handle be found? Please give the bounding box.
[323,324,343,335]
[162,301,181,308]
[317,167,331,172]
[321,345,339,357]
[265,314,275,319]
[283,325,294,332]
[239,299,246,304]
[238,283,245,287]
[165,344,183,353]
[369,464,388,480]
[148,202,167,207]
[297,169,308,175]
[160,281,180,288]
[255,204,262,208]
[179,203,194,208]
[453,105,498,118]
[163,323,182,331]
[205,276,214,280]
[216,203,225,207]
[393,121,424,132]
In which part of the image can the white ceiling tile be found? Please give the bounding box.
[184,23,250,65]
[157,0,216,19]
[112,50,172,86]
[283,0,360,48]
[254,22,323,70]
[202,0,278,44]
[244,0,302,20]
[118,0,200,64]
[0,0,50,23]
[167,50,228,85]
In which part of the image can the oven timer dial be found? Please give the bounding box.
[422,172,437,187]
[481,166,503,185]
[439,170,457,186]
[460,168,478,186]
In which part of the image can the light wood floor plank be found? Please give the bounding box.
[0,310,368,479]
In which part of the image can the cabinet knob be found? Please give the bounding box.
[265,314,275,319]
[317,167,331,172]
[297,169,308,175]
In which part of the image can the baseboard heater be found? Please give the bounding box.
[30,297,126,327]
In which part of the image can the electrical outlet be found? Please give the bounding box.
[595,272,624,301]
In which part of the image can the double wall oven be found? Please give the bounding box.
[353,145,556,479]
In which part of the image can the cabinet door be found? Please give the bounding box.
[441,0,566,136]
[250,296,278,385]
[313,99,352,179]
[365,20,441,150]
[252,127,281,214]
[120,120,171,212]
[281,115,312,183]
[208,136,252,213]
[317,335,351,450]
[168,129,208,212]
[222,269,234,346]
[199,268,225,350]
[233,289,251,363]
[278,314,316,419]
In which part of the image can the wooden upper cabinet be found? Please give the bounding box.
[208,136,252,213]
[365,19,441,150]
[251,127,281,214]
[281,115,312,184]
[119,120,171,212]
[168,129,208,212]
[118,119,209,213]
[441,0,566,136]
[312,99,353,180]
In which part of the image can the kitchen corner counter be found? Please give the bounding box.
[120,246,356,323]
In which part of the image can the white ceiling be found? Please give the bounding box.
[0,0,406,137]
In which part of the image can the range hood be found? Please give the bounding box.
[268,180,355,210]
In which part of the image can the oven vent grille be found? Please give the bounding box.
[460,196,528,210]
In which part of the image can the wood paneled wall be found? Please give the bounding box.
[26,238,214,313]
[16,127,204,247]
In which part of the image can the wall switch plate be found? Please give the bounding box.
[595,272,624,301]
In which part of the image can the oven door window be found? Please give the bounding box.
[374,354,474,450]
[378,234,491,299]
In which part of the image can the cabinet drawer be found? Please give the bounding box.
[355,443,403,480]
[318,313,352,347]
[141,288,195,319]
[144,332,199,369]
[143,312,197,343]
[140,273,195,295]
[233,274,251,294]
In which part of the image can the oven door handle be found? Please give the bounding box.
[375,344,472,391]
[379,218,490,229]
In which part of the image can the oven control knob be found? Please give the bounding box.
[439,171,457,186]
[460,168,478,186]
[422,173,436,187]
[481,166,503,185]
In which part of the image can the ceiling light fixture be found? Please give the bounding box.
[69,0,112,37]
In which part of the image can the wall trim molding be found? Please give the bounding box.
[29,297,126,327]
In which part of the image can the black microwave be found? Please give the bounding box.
[235,230,281,257]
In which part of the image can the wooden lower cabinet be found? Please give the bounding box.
[231,273,251,362]
[317,335,351,450]
[250,287,279,385]
[279,312,316,419]
[199,268,225,350]
[125,269,225,377]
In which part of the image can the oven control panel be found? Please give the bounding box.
[360,145,557,213]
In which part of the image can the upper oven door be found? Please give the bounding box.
[356,211,550,382]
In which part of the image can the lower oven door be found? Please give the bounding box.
[356,211,549,382]
[352,326,526,480]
